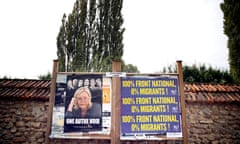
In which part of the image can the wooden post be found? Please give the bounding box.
[176,60,188,144]
[45,60,59,144]
[111,61,121,144]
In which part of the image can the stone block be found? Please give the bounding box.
[13,136,26,143]
[16,121,25,127]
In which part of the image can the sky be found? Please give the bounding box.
[0,0,228,79]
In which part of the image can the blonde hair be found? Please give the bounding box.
[73,87,92,110]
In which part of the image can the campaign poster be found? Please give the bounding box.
[50,74,67,137]
[120,76,182,138]
[50,73,111,138]
[64,74,103,132]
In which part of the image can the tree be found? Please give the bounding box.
[56,0,124,72]
[182,64,234,84]
[122,61,140,73]
[161,64,234,84]
[122,64,140,73]
[220,0,240,83]
[1,75,11,79]
[38,72,51,80]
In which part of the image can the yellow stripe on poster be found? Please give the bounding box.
[102,87,110,104]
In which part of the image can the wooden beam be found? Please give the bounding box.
[111,61,121,144]
[45,59,59,144]
[176,60,188,144]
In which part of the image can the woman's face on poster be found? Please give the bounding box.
[75,91,90,110]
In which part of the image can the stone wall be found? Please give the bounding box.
[0,99,240,143]
[186,103,240,144]
[0,100,48,144]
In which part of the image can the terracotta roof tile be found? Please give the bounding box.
[0,79,50,101]
[184,83,240,103]
[0,79,240,103]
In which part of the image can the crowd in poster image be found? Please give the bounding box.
[67,78,102,90]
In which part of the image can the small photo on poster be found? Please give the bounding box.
[64,74,103,132]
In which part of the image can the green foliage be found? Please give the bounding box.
[122,64,140,73]
[182,64,234,84]
[1,75,11,79]
[160,64,177,73]
[122,61,140,73]
[38,72,51,80]
[220,0,240,83]
[161,64,235,84]
[57,0,124,72]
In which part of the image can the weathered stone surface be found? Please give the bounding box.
[37,137,44,143]
[13,136,26,143]
[6,122,14,129]
[35,132,44,139]
[2,129,9,135]
[15,132,23,137]
[10,127,17,133]
[0,101,49,144]
[16,121,25,127]
[32,122,41,128]
[39,116,47,122]
[22,103,28,109]
[199,120,213,124]
[1,98,240,144]
[186,103,240,144]
[23,116,32,121]
[15,110,22,115]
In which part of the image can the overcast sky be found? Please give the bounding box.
[0,0,227,79]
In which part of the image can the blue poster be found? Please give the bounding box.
[120,76,182,135]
